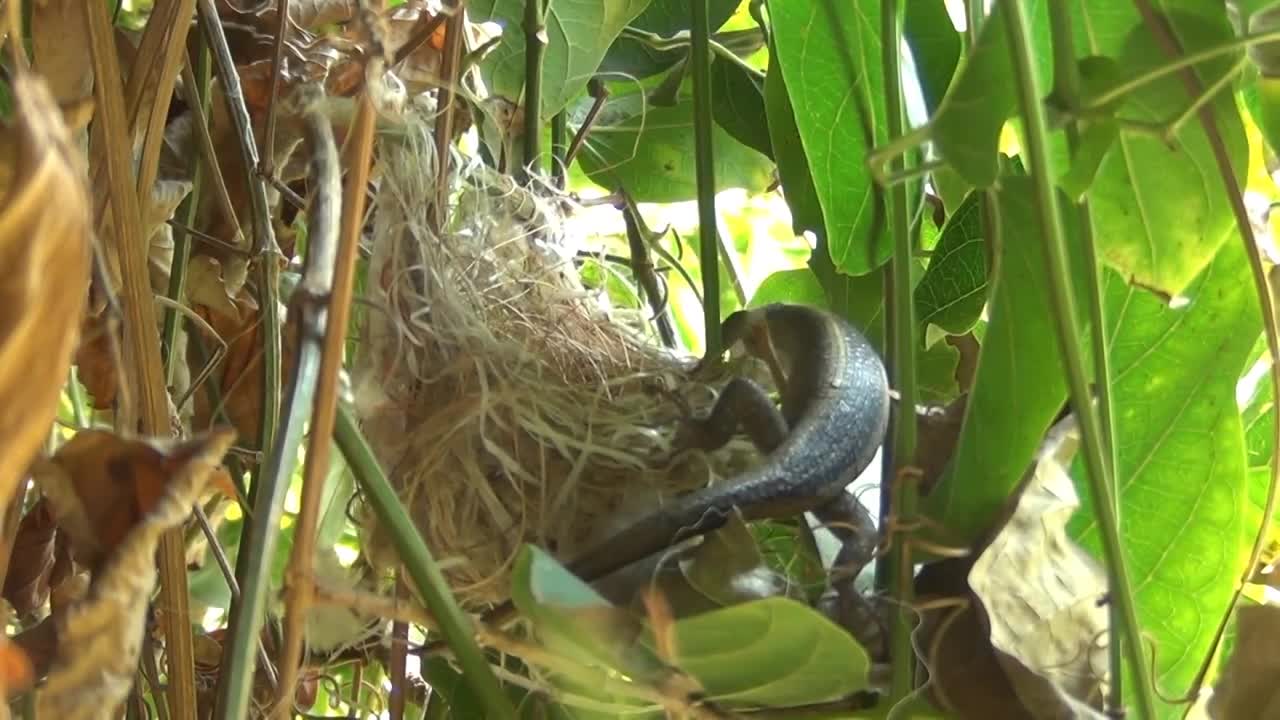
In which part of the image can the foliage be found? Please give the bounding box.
[3,0,1280,719]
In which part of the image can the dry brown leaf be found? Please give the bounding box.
[1209,604,1280,719]
[35,427,235,720]
[73,311,120,410]
[917,396,967,496]
[0,72,93,510]
[29,0,94,117]
[33,429,236,572]
[2,499,57,617]
[915,557,1032,719]
[967,418,1109,718]
[190,276,267,443]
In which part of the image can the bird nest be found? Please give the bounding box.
[351,117,758,608]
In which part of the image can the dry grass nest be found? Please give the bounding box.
[350,116,762,608]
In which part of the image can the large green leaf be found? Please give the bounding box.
[764,50,824,237]
[1073,4,1248,295]
[914,191,988,336]
[929,1,1051,188]
[922,177,1088,546]
[903,0,960,116]
[1068,240,1260,714]
[711,57,773,159]
[598,0,740,79]
[575,93,774,202]
[767,0,890,274]
[469,0,651,120]
[672,597,871,706]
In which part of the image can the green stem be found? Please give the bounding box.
[876,0,918,705]
[690,0,721,354]
[163,43,209,384]
[67,368,87,428]
[194,0,282,450]
[1082,26,1280,111]
[522,0,546,178]
[1047,2,1122,712]
[1003,3,1155,719]
[335,406,515,720]
[551,111,567,189]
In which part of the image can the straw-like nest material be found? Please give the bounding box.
[351,118,761,607]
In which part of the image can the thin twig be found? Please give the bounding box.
[1003,3,1155,718]
[259,0,292,181]
[274,89,348,716]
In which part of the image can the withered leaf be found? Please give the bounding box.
[36,427,235,720]
[33,429,236,572]
[968,418,1109,718]
[0,72,93,510]
[1209,604,1280,719]
[3,499,57,617]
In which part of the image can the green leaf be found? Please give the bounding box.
[765,51,824,237]
[317,452,355,550]
[598,0,740,79]
[930,0,1052,188]
[575,93,774,202]
[749,268,827,308]
[902,0,960,116]
[768,0,890,274]
[918,339,961,406]
[1076,5,1248,295]
[914,192,988,336]
[711,58,773,159]
[469,0,651,120]
[672,597,871,706]
[1068,239,1260,713]
[511,545,668,681]
[922,176,1088,547]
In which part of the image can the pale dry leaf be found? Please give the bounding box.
[0,72,93,511]
[145,178,193,293]
[35,427,235,720]
[29,0,94,124]
[1208,604,1280,719]
[968,418,1109,718]
[34,429,235,571]
[184,255,243,322]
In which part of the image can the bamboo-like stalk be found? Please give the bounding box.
[163,44,210,381]
[271,96,345,717]
[551,111,567,188]
[84,2,200,715]
[1045,4,1122,710]
[334,405,517,720]
[259,0,291,180]
[522,0,546,178]
[875,0,919,705]
[193,0,283,448]
[690,0,722,353]
[1001,3,1155,718]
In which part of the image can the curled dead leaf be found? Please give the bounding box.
[3,499,57,617]
[1209,604,1280,719]
[33,428,236,573]
[35,427,235,720]
[916,418,1108,719]
[0,72,93,509]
